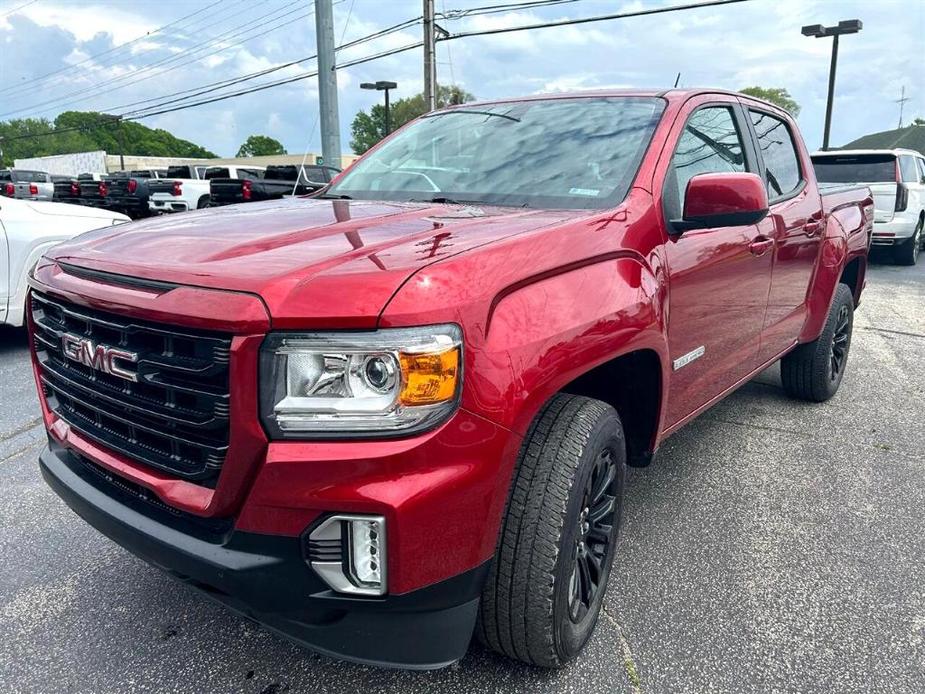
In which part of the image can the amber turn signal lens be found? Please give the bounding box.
[399,348,460,405]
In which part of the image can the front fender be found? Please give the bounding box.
[467,252,668,435]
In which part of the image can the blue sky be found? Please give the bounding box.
[0,0,922,157]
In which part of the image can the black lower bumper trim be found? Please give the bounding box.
[39,440,488,669]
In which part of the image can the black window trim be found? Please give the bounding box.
[662,100,760,234]
[743,105,806,205]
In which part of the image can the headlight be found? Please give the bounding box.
[260,324,462,438]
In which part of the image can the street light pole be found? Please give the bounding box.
[802,19,862,151]
[384,87,391,135]
[361,81,398,137]
[822,33,839,152]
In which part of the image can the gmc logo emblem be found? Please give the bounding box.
[61,334,139,382]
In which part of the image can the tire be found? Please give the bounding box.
[477,393,626,667]
[197,195,211,209]
[781,283,854,402]
[894,218,922,265]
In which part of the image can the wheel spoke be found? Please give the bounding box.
[578,554,595,604]
[591,455,615,502]
[590,495,615,524]
[588,522,612,544]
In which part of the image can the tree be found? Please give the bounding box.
[739,86,801,116]
[236,134,287,157]
[913,117,925,126]
[0,111,216,167]
[349,85,475,154]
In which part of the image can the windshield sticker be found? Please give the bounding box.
[569,187,600,197]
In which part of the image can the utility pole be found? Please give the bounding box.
[896,86,910,129]
[801,20,862,151]
[423,0,437,112]
[315,0,341,168]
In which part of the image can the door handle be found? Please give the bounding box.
[803,220,823,236]
[748,238,774,256]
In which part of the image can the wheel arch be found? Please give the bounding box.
[559,348,664,467]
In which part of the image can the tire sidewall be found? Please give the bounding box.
[551,411,626,661]
[816,285,854,398]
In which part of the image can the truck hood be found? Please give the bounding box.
[44,197,589,328]
[18,198,130,223]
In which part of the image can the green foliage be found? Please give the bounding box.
[349,85,475,154]
[913,117,925,126]
[739,86,801,116]
[0,111,216,167]
[236,134,287,157]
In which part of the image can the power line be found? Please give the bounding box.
[109,16,421,118]
[2,0,754,140]
[0,0,39,19]
[437,0,583,20]
[439,0,753,40]
[128,40,423,121]
[0,0,230,98]
[0,1,311,118]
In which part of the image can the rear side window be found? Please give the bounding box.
[302,166,327,183]
[749,110,801,199]
[917,158,925,184]
[238,168,263,180]
[812,154,896,183]
[670,106,747,210]
[899,155,919,183]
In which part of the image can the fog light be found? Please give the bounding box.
[307,515,387,596]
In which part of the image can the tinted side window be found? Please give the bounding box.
[671,106,747,209]
[749,110,801,198]
[917,158,925,184]
[899,155,918,183]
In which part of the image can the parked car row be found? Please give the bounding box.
[1,163,342,218]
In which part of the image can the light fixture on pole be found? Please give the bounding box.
[360,81,398,136]
[801,19,862,151]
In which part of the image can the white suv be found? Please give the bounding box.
[812,148,925,265]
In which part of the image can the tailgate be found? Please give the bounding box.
[209,178,245,203]
[865,182,897,223]
[148,179,178,195]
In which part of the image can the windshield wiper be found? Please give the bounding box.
[422,109,521,123]
[409,196,473,205]
[314,193,352,199]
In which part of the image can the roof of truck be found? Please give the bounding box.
[443,88,791,117]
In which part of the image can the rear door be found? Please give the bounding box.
[658,96,774,427]
[745,107,824,363]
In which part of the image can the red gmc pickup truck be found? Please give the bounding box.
[27,89,872,670]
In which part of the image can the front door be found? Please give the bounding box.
[746,107,824,363]
[659,98,774,428]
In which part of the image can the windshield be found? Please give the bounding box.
[812,154,897,183]
[328,96,665,209]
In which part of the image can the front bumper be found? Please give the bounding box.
[40,439,488,669]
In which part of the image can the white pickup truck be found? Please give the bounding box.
[148,164,265,214]
[0,197,129,326]
[0,169,54,201]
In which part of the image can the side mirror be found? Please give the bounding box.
[675,172,769,231]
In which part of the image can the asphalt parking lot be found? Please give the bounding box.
[1,254,923,694]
